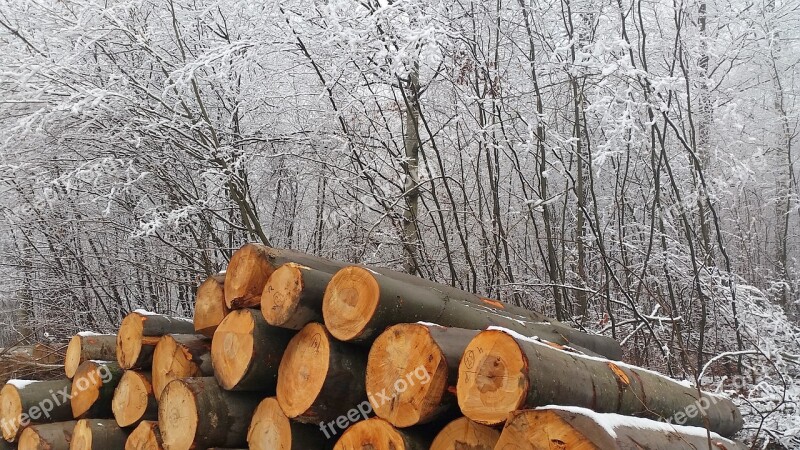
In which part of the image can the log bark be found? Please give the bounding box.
[158,377,261,450]
[456,329,743,436]
[70,361,124,419]
[366,324,478,428]
[211,309,294,391]
[194,273,229,337]
[229,244,619,360]
[151,334,212,398]
[65,334,117,379]
[276,322,367,424]
[112,371,157,427]
[332,418,431,450]
[70,419,128,450]
[322,266,621,360]
[247,397,330,450]
[261,263,332,330]
[125,421,162,450]
[117,311,194,370]
[495,407,749,450]
[0,379,73,442]
[17,421,77,450]
[429,417,499,450]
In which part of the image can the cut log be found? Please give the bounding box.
[322,266,621,360]
[17,421,77,450]
[247,397,330,450]
[224,244,275,309]
[70,419,128,450]
[0,379,73,442]
[429,417,499,450]
[261,263,333,330]
[495,407,749,450]
[456,329,743,436]
[65,334,117,379]
[332,418,431,450]
[366,324,478,428]
[70,361,123,419]
[276,322,367,424]
[151,334,212,398]
[194,273,229,337]
[125,421,162,450]
[158,377,261,450]
[116,311,194,370]
[211,309,294,391]
[112,371,157,427]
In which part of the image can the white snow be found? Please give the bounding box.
[77,331,104,337]
[6,379,37,389]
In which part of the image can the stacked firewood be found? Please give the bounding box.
[0,243,748,449]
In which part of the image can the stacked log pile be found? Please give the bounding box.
[0,243,748,449]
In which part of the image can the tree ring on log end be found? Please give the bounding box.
[333,418,409,450]
[262,264,303,327]
[366,323,449,427]
[0,384,22,441]
[276,323,330,418]
[158,380,198,450]
[211,309,256,390]
[71,419,92,450]
[430,416,500,450]
[457,330,528,425]
[322,266,380,341]
[247,398,291,450]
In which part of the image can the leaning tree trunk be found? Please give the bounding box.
[117,311,194,370]
[112,371,157,427]
[333,418,432,450]
[456,329,743,436]
[276,322,367,424]
[0,379,73,441]
[247,398,331,450]
[323,266,620,359]
[194,273,229,338]
[125,421,163,450]
[65,333,117,379]
[261,263,333,330]
[211,309,294,391]
[158,377,261,450]
[366,323,478,427]
[17,421,77,450]
[429,417,499,450]
[152,334,212,398]
[496,407,748,450]
[71,361,124,419]
[70,419,129,450]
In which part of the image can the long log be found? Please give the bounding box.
[70,361,123,419]
[333,418,431,450]
[0,379,73,442]
[151,334,212,398]
[261,263,333,330]
[247,397,330,450]
[322,266,621,359]
[112,371,157,427]
[495,407,748,450]
[65,334,117,379]
[158,377,261,450]
[429,417,499,450]
[17,421,77,450]
[211,309,294,391]
[70,419,128,450]
[194,273,229,337]
[276,322,367,424]
[116,311,194,370]
[125,421,162,450]
[456,329,743,436]
[366,324,478,428]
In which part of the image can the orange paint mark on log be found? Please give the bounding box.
[608,362,630,386]
[480,298,505,309]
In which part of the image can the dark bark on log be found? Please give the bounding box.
[0,379,73,441]
[71,419,129,450]
[70,361,124,419]
[17,421,78,450]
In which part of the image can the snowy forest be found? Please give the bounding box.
[0,0,798,446]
